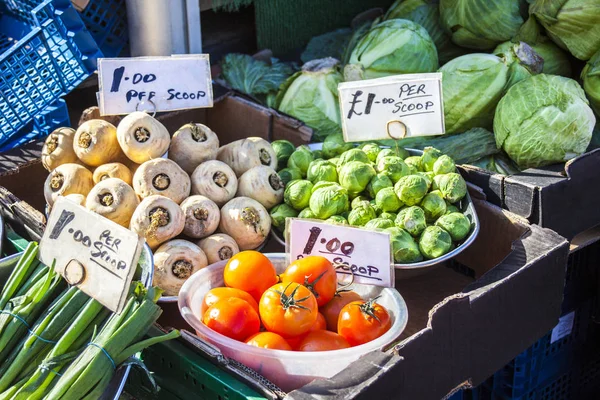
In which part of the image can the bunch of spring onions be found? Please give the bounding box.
[0,242,179,400]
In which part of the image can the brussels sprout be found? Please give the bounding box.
[298,208,318,219]
[375,147,410,163]
[365,218,395,230]
[351,195,370,209]
[495,74,595,169]
[432,174,443,191]
[376,156,410,183]
[404,156,423,172]
[271,140,296,170]
[420,191,447,222]
[439,0,525,50]
[436,173,467,203]
[338,161,376,193]
[326,215,349,225]
[275,58,343,142]
[309,184,349,219]
[361,143,381,162]
[307,159,338,183]
[418,226,453,259]
[395,206,427,237]
[287,145,314,177]
[366,173,394,198]
[270,204,299,230]
[394,175,429,206]
[284,179,314,210]
[433,155,456,175]
[421,147,442,172]
[339,148,370,165]
[312,149,324,160]
[312,181,338,194]
[417,172,433,190]
[346,19,438,80]
[436,212,471,241]
[386,227,423,263]
[278,167,303,186]
[370,200,383,216]
[329,157,341,167]
[376,187,403,212]
[322,133,354,159]
[380,212,397,221]
[583,49,600,115]
[445,204,460,215]
[348,204,377,226]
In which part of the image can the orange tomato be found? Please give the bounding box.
[201,287,259,316]
[280,256,337,307]
[337,298,391,346]
[203,297,260,341]
[320,291,363,332]
[223,251,278,302]
[245,332,292,351]
[297,330,351,352]
[286,312,327,350]
[259,282,318,338]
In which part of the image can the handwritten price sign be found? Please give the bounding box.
[338,73,445,142]
[287,219,394,287]
[39,198,144,313]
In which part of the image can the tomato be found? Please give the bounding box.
[337,298,391,346]
[203,297,260,341]
[297,330,350,352]
[321,290,363,332]
[280,256,337,307]
[245,332,292,351]
[224,251,278,302]
[201,287,259,316]
[286,312,326,350]
[259,282,318,338]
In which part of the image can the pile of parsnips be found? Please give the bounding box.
[41,111,282,296]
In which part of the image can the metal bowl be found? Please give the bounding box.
[271,144,480,279]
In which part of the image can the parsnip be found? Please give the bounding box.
[73,120,122,167]
[236,165,284,209]
[219,197,271,250]
[44,163,94,207]
[85,178,139,227]
[133,158,191,204]
[180,195,220,239]
[153,239,208,296]
[216,137,277,177]
[129,195,185,249]
[93,162,133,185]
[190,160,237,207]
[168,123,219,174]
[198,233,240,264]
[41,127,79,171]
[117,111,170,163]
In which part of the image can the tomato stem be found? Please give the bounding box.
[302,270,327,299]
[273,283,312,312]
[359,296,382,323]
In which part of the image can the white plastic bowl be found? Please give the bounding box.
[178,253,408,391]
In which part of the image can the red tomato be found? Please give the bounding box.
[286,312,326,350]
[320,291,363,332]
[245,332,292,350]
[203,297,260,341]
[201,287,259,316]
[297,330,351,352]
[337,298,391,346]
[259,282,318,338]
[280,256,337,307]
[223,251,278,302]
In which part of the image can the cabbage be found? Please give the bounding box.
[494,74,596,169]
[346,19,438,80]
[582,49,600,115]
[530,0,600,61]
[439,0,527,50]
[275,58,343,142]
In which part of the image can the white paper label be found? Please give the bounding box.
[97,55,213,115]
[550,311,575,343]
[39,198,144,313]
[287,219,394,287]
[338,73,445,142]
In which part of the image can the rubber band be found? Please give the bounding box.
[40,364,63,377]
[0,311,58,344]
[88,342,116,370]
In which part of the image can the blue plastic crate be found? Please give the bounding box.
[0,0,101,149]
[78,0,128,57]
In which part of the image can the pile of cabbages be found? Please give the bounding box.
[270,136,473,264]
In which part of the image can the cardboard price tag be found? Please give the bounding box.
[98,55,213,115]
[39,198,144,314]
[338,73,445,142]
[287,219,394,287]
